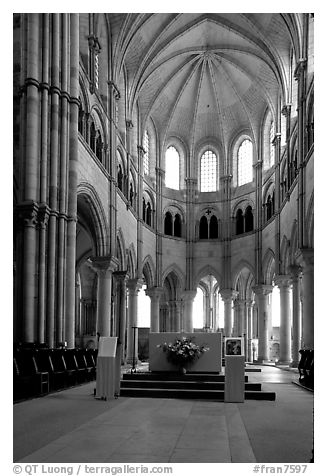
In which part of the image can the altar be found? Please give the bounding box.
[149,332,222,373]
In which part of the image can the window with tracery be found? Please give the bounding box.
[165,146,180,189]
[238,139,253,186]
[270,122,275,166]
[143,130,150,175]
[200,150,217,192]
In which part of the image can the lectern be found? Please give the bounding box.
[224,355,245,402]
[96,337,117,400]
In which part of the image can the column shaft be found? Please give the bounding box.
[253,285,273,362]
[276,276,292,364]
[126,279,143,364]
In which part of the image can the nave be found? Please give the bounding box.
[14,366,313,464]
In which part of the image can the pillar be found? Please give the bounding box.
[246,300,254,362]
[126,279,143,364]
[275,275,292,364]
[289,265,302,366]
[91,257,119,338]
[181,290,197,332]
[146,287,164,332]
[113,271,128,364]
[296,249,314,348]
[220,289,238,337]
[252,285,273,362]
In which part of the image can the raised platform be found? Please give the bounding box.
[120,372,275,401]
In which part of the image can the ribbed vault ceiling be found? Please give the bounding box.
[111,13,294,156]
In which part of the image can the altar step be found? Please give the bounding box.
[123,372,248,382]
[121,379,261,391]
[120,373,276,401]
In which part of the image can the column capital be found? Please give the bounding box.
[295,248,314,270]
[126,278,144,294]
[181,289,197,302]
[288,264,302,279]
[274,275,292,288]
[220,289,238,302]
[145,286,164,301]
[113,270,128,282]
[252,284,273,296]
[90,256,119,276]
[233,298,246,309]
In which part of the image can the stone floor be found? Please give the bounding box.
[14,365,314,464]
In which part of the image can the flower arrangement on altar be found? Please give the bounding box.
[157,336,209,369]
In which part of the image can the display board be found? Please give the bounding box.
[98,337,117,357]
[224,337,244,356]
[149,332,222,372]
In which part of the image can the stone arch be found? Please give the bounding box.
[193,265,222,289]
[127,243,137,279]
[116,228,127,271]
[142,255,156,288]
[232,260,255,287]
[280,235,291,275]
[262,248,275,285]
[77,182,109,257]
[162,264,185,293]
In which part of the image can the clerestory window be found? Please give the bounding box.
[200,150,217,192]
[238,139,253,186]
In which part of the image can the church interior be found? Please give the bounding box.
[13,13,314,465]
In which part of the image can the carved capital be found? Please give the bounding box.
[126,278,144,294]
[126,119,133,129]
[252,284,273,296]
[220,289,238,302]
[181,289,197,302]
[37,203,51,227]
[146,286,164,301]
[15,200,39,227]
[274,275,291,289]
[90,256,119,277]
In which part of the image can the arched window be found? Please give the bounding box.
[165,146,180,189]
[244,206,254,232]
[199,216,208,239]
[164,211,173,236]
[129,182,134,207]
[78,102,84,136]
[270,122,275,166]
[174,214,182,238]
[143,130,150,175]
[117,164,123,191]
[238,139,253,186]
[142,197,146,221]
[200,150,217,192]
[266,195,272,221]
[90,120,96,153]
[236,209,244,235]
[96,132,103,162]
[209,215,218,239]
[146,203,152,226]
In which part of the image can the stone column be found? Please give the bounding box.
[275,275,292,364]
[113,271,128,364]
[126,279,143,364]
[174,300,182,332]
[91,257,119,338]
[233,299,246,337]
[220,289,238,337]
[146,287,164,332]
[246,300,254,362]
[252,285,273,362]
[296,249,314,349]
[19,202,39,342]
[289,265,302,366]
[181,290,197,332]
